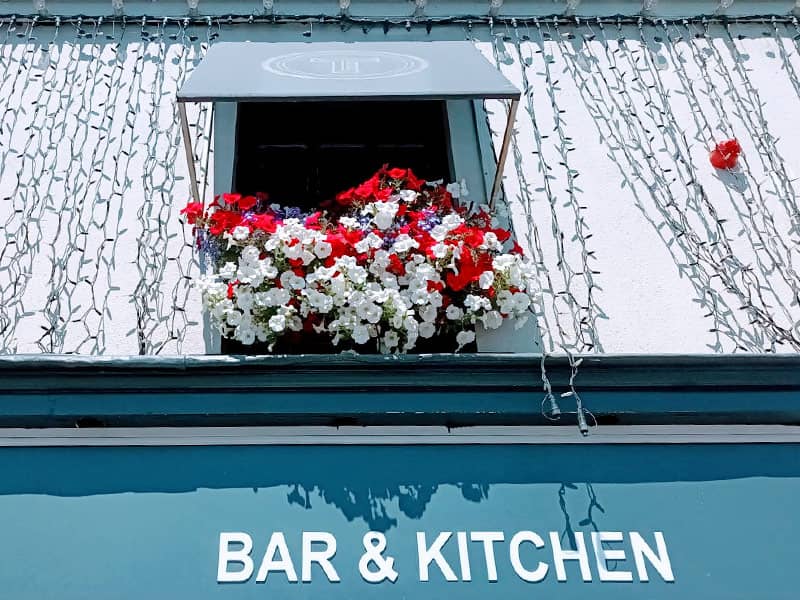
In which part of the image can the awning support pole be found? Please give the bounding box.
[490,98,519,209]
[178,101,202,205]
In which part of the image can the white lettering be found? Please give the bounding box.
[456,531,472,581]
[256,532,298,583]
[301,532,340,582]
[630,532,674,582]
[470,531,504,582]
[509,531,549,582]
[549,531,592,582]
[217,532,254,583]
[417,532,457,582]
[591,531,633,582]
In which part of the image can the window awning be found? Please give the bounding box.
[176,41,520,209]
[176,41,520,102]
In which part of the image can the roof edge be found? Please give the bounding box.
[0,353,798,391]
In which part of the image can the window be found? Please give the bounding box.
[234,100,453,208]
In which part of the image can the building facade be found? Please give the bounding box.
[0,0,798,597]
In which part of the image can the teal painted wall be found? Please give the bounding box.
[0,442,797,598]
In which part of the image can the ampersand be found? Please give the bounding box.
[358,531,398,583]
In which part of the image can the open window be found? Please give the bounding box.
[234,100,452,208]
[178,41,538,354]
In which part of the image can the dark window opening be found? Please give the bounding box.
[233,100,453,208]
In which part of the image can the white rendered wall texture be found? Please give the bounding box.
[0,19,797,355]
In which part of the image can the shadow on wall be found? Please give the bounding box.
[1,444,799,531]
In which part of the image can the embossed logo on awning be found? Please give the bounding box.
[262,50,429,80]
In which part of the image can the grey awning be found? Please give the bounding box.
[177,41,520,102]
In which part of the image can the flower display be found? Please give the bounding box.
[183,167,539,353]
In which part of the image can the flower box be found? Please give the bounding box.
[184,167,539,355]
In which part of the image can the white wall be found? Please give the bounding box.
[0,17,797,355]
[481,21,800,353]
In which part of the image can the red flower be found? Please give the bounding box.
[208,209,241,235]
[251,213,277,233]
[387,167,407,180]
[222,193,242,207]
[387,254,406,276]
[304,212,322,228]
[238,195,257,211]
[710,139,741,170]
[427,280,444,292]
[446,250,492,292]
[492,228,512,243]
[180,202,204,225]
[336,187,356,206]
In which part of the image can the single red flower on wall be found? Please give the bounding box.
[710,139,741,170]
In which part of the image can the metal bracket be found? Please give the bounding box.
[178,101,202,205]
[490,98,518,209]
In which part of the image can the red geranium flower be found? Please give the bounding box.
[222,193,242,207]
[710,139,741,170]
[180,201,204,225]
[208,209,241,235]
[238,195,257,211]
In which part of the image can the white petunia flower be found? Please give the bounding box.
[268,314,286,333]
[314,240,332,259]
[383,331,400,348]
[419,304,437,323]
[418,321,436,338]
[352,324,370,345]
[232,225,250,241]
[456,329,476,349]
[219,261,237,280]
[482,310,503,330]
[446,305,464,320]
[431,243,449,259]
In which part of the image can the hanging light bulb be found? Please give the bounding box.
[33,0,46,12]
[186,0,199,11]
[338,0,351,12]
[565,0,581,10]
[641,0,657,11]
[111,0,124,13]
[35,49,50,69]
[718,0,733,8]
[488,0,503,16]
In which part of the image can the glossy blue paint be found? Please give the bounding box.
[0,443,797,598]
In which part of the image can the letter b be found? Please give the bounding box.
[218,532,254,583]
